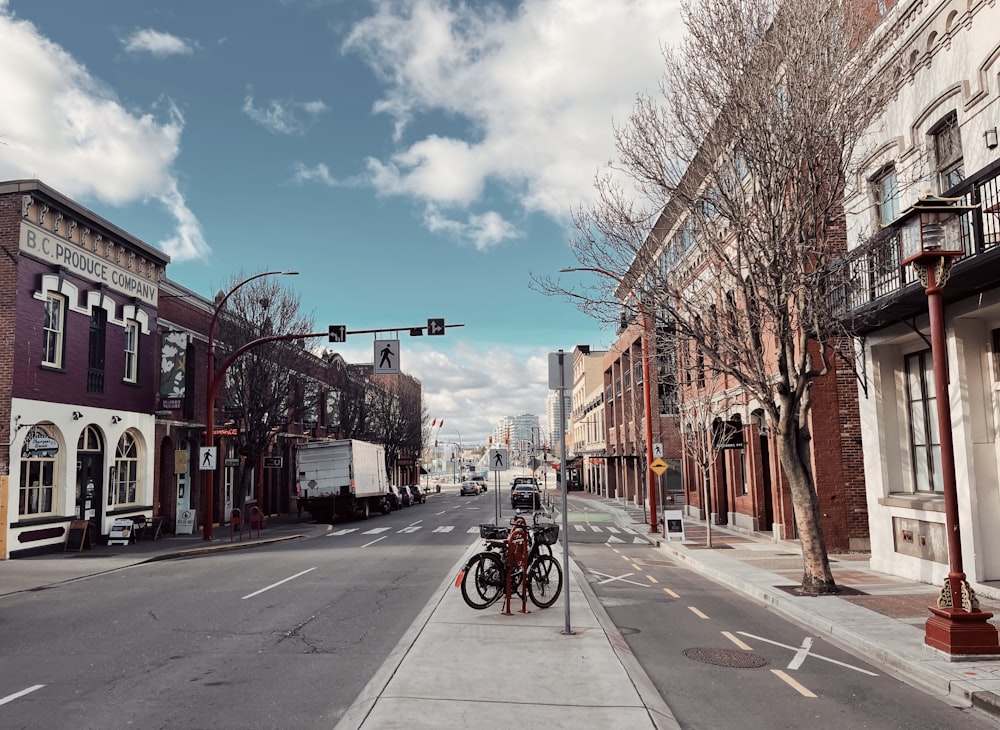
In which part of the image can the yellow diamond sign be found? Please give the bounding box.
[650,458,668,475]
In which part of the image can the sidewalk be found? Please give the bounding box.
[584,491,1000,719]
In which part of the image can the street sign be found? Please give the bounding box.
[374,339,400,374]
[650,458,668,475]
[264,457,283,468]
[653,443,663,459]
[489,448,509,471]
[328,325,347,343]
[199,447,217,470]
[427,318,445,335]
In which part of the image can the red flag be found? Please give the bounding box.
[431,418,436,427]
[439,419,444,427]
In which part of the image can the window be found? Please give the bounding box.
[88,307,107,393]
[123,319,139,383]
[872,166,899,226]
[42,293,66,368]
[905,351,942,493]
[19,426,57,515]
[110,431,140,506]
[933,113,964,192]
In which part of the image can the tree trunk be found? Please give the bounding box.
[774,430,837,594]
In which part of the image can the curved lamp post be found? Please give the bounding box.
[561,267,658,533]
[203,270,298,540]
[892,195,999,655]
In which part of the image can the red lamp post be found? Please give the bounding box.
[561,267,659,533]
[203,270,297,540]
[894,195,1000,655]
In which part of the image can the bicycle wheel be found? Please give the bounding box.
[461,552,505,609]
[527,554,563,609]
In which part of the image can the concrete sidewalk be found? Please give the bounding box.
[586,491,1000,719]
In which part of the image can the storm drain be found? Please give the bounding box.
[682,647,769,668]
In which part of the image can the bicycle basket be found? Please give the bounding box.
[535,524,560,545]
[480,524,510,540]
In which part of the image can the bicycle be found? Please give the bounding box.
[459,515,563,610]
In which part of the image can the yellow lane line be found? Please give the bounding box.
[771,670,817,698]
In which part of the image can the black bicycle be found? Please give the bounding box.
[459,516,562,610]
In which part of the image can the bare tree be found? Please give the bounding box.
[542,0,893,594]
[214,271,318,511]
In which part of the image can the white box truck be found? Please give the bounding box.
[295,439,390,523]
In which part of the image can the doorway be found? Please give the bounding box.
[77,426,105,539]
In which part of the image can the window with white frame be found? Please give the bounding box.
[110,431,140,506]
[872,166,899,227]
[905,351,943,493]
[19,425,57,515]
[42,293,66,368]
[932,112,964,193]
[124,319,139,383]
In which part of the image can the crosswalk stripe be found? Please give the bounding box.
[330,528,358,536]
[432,526,454,533]
[606,526,620,533]
[573,524,585,531]
[589,525,602,532]
[362,527,392,534]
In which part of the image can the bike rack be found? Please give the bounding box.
[502,523,530,615]
[229,508,243,542]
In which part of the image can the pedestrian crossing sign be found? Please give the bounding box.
[489,448,509,471]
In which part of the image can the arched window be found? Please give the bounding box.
[111,431,141,506]
[19,425,58,515]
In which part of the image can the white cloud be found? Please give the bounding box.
[0,7,209,261]
[333,340,553,442]
[122,29,195,57]
[423,205,519,250]
[242,92,329,135]
[343,0,684,227]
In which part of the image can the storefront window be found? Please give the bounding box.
[19,425,58,515]
[111,431,140,505]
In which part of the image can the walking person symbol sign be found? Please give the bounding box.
[373,339,400,374]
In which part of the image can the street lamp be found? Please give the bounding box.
[892,194,999,655]
[203,270,298,540]
[561,266,658,533]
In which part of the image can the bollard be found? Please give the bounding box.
[230,508,243,542]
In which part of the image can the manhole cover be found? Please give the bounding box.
[683,647,769,668]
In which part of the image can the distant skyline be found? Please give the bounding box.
[0,0,686,443]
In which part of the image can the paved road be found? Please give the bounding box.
[0,492,494,729]
[562,496,1000,729]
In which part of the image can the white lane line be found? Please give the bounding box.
[788,637,813,671]
[242,568,317,600]
[397,526,421,533]
[361,536,388,548]
[590,570,648,588]
[771,669,817,698]
[722,631,754,651]
[738,632,878,676]
[0,685,44,706]
[362,527,391,535]
[688,606,710,619]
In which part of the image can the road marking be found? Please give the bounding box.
[606,536,626,544]
[722,631,754,651]
[771,669,817,698]
[631,563,641,571]
[328,528,358,536]
[0,685,44,706]
[362,527,391,535]
[646,575,658,584]
[590,570,649,588]
[688,606,710,619]
[589,525,602,532]
[789,637,813,670]
[467,526,479,533]
[606,526,621,533]
[738,632,878,676]
[574,524,586,531]
[432,526,455,533]
[664,588,679,598]
[242,568,317,600]
[397,526,421,533]
[436,511,449,516]
[361,536,388,548]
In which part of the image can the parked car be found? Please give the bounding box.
[408,485,425,504]
[510,476,540,492]
[385,486,400,511]
[459,481,480,496]
[511,484,541,510]
[399,487,412,507]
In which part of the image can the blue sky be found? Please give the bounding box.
[0,0,684,444]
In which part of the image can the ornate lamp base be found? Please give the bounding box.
[924,574,1000,655]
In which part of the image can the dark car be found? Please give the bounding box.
[459,481,480,496]
[399,487,411,507]
[385,486,400,510]
[511,484,541,510]
[408,485,425,504]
